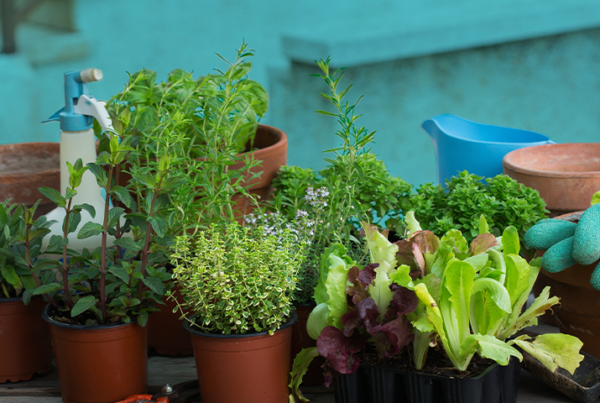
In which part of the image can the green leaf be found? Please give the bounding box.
[112,186,132,209]
[504,286,559,338]
[306,303,329,340]
[502,226,520,256]
[113,237,144,252]
[142,276,165,295]
[405,211,422,234]
[109,266,130,283]
[592,191,600,206]
[77,222,103,239]
[471,278,512,313]
[39,187,66,208]
[460,334,522,366]
[86,163,108,187]
[511,334,583,375]
[137,312,149,327]
[22,288,35,305]
[478,214,490,235]
[108,207,125,228]
[288,347,319,403]
[442,260,476,360]
[66,212,81,234]
[71,295,97,317]
[504,255,531,307]
[1,265,20,286]
[75,203,96,219]
[33,283,62,295]
[463,254,489,272]
[313,243,351,305]
[362,222,398,268]
[389,265,413,289]
[324,254,351,329]
[147,216,167,238]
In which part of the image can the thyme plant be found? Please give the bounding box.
[171,222,307,335]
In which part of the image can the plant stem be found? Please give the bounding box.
[137,175,162,300]
[99,168,113,322]
[61,198,74,308]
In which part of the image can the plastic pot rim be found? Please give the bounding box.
[184,311,298,339]
[42,304,142,331]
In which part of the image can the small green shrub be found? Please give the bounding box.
[171,222,307,334]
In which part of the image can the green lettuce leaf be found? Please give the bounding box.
[362,222,398,268]
[510,334,583,375]
[460,334,522,366]
[313,243,353,305]
[324,254,352,329]
[442,261,475,360]
[306,303,329,340]
[288,347,320,403]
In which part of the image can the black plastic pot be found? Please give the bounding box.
[335,356,520,403]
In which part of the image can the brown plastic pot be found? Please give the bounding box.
[291,304,324,386]
[0,296,52,383]
[503,143,600,215]
[0,142,60,218]
[536,211,600,358]
[43,305,148,403]
[147,285,193,356]
[185,312,297,403]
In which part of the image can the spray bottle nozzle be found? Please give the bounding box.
[43,68,114,135]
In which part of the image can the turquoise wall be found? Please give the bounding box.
[1,0,599,186]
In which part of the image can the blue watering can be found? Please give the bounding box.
[422,114,555,184]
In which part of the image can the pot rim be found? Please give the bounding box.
[184,311,298,339]
[42,304,140,331]
[503,143,600,179]
[294,302,317,308]
[0,142,61,181]
[0,296,24,303]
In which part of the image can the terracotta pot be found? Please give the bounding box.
[43,305,148,403]
[116,125,287,216]
[291,304,325,386]
[0,142,60,218]
[185,312,297,403]
[147,285,193,356]
[503,143,600,215]
[0,296,52,383]
[536,211,600,358]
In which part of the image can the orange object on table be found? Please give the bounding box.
[114,395,169,403]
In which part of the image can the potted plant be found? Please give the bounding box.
[0,202,53,383]
[101,42,287,355]
[170,218,308,403]
[269,58,413,384]
[32,133,177,403]
[524,193,600,358]
[406,171,549,253]
[290,215,584,403]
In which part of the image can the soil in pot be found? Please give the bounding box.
[291,304,325,386]
[336,348,520,403]
[148,284,193,356]
[0,142,60,218]
[185,311,297,403]
[0,296,52,383]
[43,305,148,403]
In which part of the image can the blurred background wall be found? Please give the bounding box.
[1,0,599,186]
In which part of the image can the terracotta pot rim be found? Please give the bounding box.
[294,302,317,308]
[184,311,298,339]
[503,143,600,179]
[42,304,141,331]
[0,142,60,181]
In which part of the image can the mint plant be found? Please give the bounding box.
[32,133,178,326]
[0,201,56,304]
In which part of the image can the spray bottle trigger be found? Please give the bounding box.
[73,94,115,136]
[42,107,65,124]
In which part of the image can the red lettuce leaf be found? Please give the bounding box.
[317,326,366,375]
[470,233,497,255]
[390,284,419,315]
[371,313,415,358]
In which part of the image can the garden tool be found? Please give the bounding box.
[41,68,117,252]
[113,395,169,403]
[422,114,555,184]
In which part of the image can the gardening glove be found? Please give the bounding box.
[572,203,600,266]
[524,218,577,250]
[541,236,577,274]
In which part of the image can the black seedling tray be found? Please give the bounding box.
[522,351,600,403]
[335,357,520,403]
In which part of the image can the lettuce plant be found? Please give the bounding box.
[289,215,584,403]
